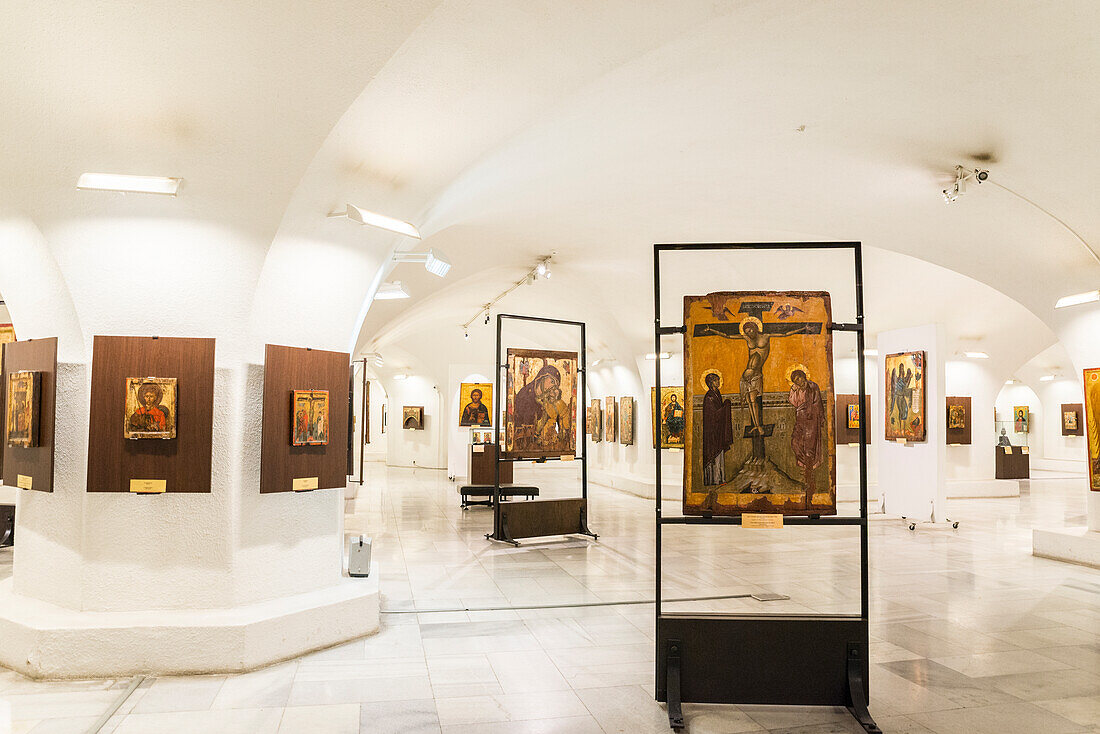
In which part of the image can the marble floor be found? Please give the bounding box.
[1,465,1098,733]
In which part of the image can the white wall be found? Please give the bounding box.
[385,376,444,469]
[943,359,999,480]
[995,382,1043,457]
[446,365,494,480]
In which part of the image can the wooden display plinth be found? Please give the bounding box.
[995,446,1029,479]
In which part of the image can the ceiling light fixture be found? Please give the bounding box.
[863,349,878,357]
[328,204,420,239]
[1005,379,1016,385]
[461,254,556,332]
[393,373,408,381]
[1055,290,1100,309]
[374,281,410,300]
[77,173,182,196]
[362,352,384,367]
[1040,374,1057,382]
[942,165,989,204]
[963,351,990,359]
[393,249,451,278]
[645,352,671,360]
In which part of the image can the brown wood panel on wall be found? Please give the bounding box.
[2,338,58,492]
[1062,403,1084,436]
[834,394,862,445]
[260,344,350,494]
[87,336,215,493]
[945,396,972,445]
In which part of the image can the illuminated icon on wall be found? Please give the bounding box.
[123,377,177,439]
[651,386,685,449]
[619,396,634,446]
[5,370,40,448]
[683,291,836,517]
[1064,410,1078,431]
[847,403,860,430]
[588,399,602,442]
[1084,369,1100,491]
[947,404,966,430]
[1013,405,1029,433]
[291,389,329,446]
[459,382,492,427]
[884,351,926,441]
[403,406,424,430]
[605,396,617,443]
[503,349,578,459]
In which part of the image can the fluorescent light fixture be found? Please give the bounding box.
[1040,374,1056,382]
[362,352,384,367]
[1005,379,1016,385]
[963,351,989,359]
[863,349,878,357]
[392,249,452,278]
[1055,290,1100,309]
[77,172,181,196]
[590,358,602,367]
[393,373,407,381]
[375,281,410,300]
[328,204,420,239]
[645,352,671,360]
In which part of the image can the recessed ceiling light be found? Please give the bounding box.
[374,281,410,300]
[963,351,989,359]
[77,173,182,196]
[1055,290,1100,309]
[328,204,420,239]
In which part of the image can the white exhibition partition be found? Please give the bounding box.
[876,324,947,521]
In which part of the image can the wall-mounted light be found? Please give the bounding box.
[1040,374,1057,382]
[362,352,384,367]
[1005,379,1016,385]
[393,373,408,381]
[963,351,989,359]
[393,249,451,278]
[645,352,672,360]
[1055,290,1100,309]
[77,172,182,196]
[590,358,602,367]
[375,281,410,300]
[328,204,420,239]
[863,349,878,357]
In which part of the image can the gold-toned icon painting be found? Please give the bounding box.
[588,399,602,442]
[1013,405,1029,433]
[403,406,424,430]
[652,386,685,449]
[847,403,860,430]
[0,323,15,345]
[1085,369,1100,491]
[619,396,634,446]
[503,349,578,459]
[683,291,836,516]
[885,351,926,441]
[459,382,492,427]
[948,404,966,430]
[291,389,329,446]
[6,370,40,448]
[124,377,177,439]
[1064,410,1079,432]
[604,396,617,443]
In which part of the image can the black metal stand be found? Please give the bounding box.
[485,314,597,545]
[653,243,879,733]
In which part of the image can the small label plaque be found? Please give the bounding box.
[742,513,783,529]
[472,445,485,453]
[1021,446,1030,454]
[292,477,319,492]
[669,447,681,453]
[1003,447,1013,454]
[561,454,574,461]
[895,438,907,445]
[16,474,33,490]
[129,479,167,494]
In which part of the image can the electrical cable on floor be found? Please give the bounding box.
[84,675,144,734]
[381,591,789,614]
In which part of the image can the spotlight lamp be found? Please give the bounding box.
[328,204,421,239]
[392,249,452,278]
[1055,290,1100,309]
[941,165,990,203]
[374,281,410,300]
[77,172,182,196]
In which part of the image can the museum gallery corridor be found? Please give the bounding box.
[1,466,1097,733]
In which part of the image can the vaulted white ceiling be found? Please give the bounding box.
[2,0,1097,377]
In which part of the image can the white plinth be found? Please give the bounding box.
[0,567,379,679]
[1032,528,1100,570]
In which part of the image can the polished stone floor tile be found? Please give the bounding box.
[276,703,360,734]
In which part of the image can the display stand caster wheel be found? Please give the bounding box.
[952,522,959,529]
[908,523,916,531]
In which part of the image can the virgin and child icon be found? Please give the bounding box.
[682,292,836,516]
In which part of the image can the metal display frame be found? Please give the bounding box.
[653,242,879,733]
[487,313,597,545]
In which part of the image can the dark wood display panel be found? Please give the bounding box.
[87,336,215,493]
[260,344,350,494]
[1062,403,1084,436]
[945,395,972,445]
[834,394,862,444]
[469,444,512,485]
[995,446,1029,479]
[2,338,57,492]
